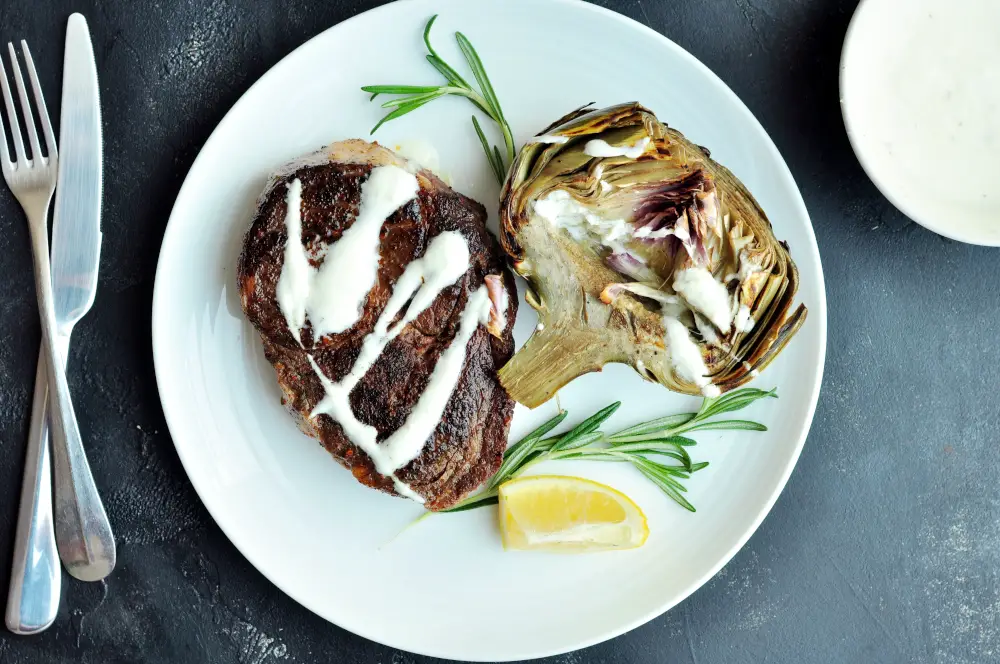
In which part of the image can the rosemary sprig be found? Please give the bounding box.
[361,15,515,185]
[440,387,777,514]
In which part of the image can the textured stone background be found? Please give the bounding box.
[0,0,997,662]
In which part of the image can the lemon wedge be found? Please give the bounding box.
[498,475,648,552]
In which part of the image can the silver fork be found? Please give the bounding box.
[0,43,114,592]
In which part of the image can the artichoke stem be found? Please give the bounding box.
[498,327,610,409]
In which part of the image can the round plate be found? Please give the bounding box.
[152,0,827,660]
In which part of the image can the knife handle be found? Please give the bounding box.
[45,337,116,582]
[5,351,61,634]
[25,212,116,583]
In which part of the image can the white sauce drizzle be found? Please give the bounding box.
[663,317,719,398]
[738,254,762,282]
[276,179,309,345]
[584,136,650,159]
[533,189,632,253]
[693,313,721,347]
[608,283,678,305]
[734,304,755,333]
[381,286,489,462]
[533,134,569,144]
[307,231,487,502]
[309,166,418,337]
[634,225,676,240]
[536,323,545,332]
[672,267,734,333]
[274,166,419,344]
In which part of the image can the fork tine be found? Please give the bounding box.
[0,45,26,165]
[7,42,41,163]
[20,41,55,159]
[0,60,10,170]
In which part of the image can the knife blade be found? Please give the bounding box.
[47,13,115,581]
[52,12,102,321]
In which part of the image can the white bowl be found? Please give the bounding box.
[840,0,1000,245]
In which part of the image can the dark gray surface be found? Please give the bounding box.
[0,0,996,662]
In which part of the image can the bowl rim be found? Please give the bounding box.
[839,0,1000,247]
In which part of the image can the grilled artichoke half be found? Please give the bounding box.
[498,102,806,408]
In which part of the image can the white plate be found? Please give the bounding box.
[152,0,827,660]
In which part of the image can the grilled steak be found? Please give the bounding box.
[238,140,517,510]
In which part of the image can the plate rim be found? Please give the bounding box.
[152,0,828,659]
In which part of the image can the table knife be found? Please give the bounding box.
[9,14,114,607]
[48,12,115,583]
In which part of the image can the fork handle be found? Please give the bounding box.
[25,202,115,583]
[5,349,60,633]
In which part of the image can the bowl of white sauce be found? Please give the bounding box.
[840,0,999,245]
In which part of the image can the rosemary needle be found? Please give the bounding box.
[440,387,777,514]
[362,15,515,185]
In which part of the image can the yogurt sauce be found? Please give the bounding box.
[733,304,755,333]
[532,134,569,144]
[274,166,492,502]
[532,190,633,253]
[584,137,650,159]
[842,0,1000,240]
[307,231,486,503]
[275,179,309,345]
[672,267,734,334]
[662,317,720,398]
[309,166,418,337]
[275,166,419,343]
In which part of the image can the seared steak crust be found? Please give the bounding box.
[238,141,517,510]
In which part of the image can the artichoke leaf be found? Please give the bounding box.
[499,102,807,408]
